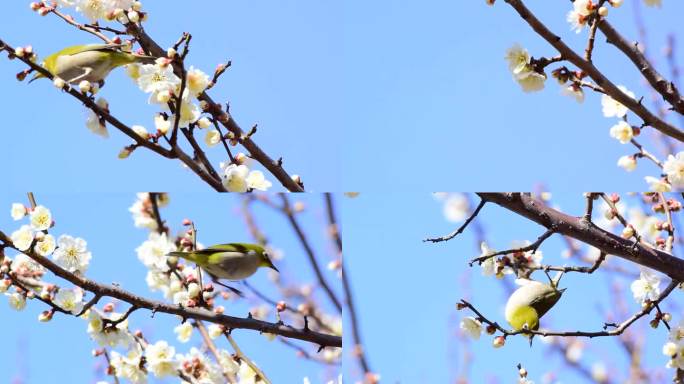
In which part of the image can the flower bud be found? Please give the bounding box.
[598,6,608,17]
[131,125,149,139]
[132,1,143,11]
[14,47,25,58]
[663,341,678,356]
[166,47,177,59]
[30,2,41,11]
[617,155,637,172]
[197,117,212,129]
[127,10,140,23]
[493,336,505,348]
[53,77,66,89]
[663,313,672,322]
[609,193,620,203]
[187,282,200,298]
[38,310,53,322]
[118,147,132,159]
[78,80,92,93]
[621,225,635,239]
[276,301,287,312]
[291,174,302,185]
[0,279,11,293]
[38,7,50,16]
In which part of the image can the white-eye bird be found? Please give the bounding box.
[166,243,278,296]
[29,44,155,84]
[505,277,565,345]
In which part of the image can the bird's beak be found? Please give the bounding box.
[28,73,40,83]
[558,287,567,294]
[267,259,279,272]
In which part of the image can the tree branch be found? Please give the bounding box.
[598,19,684,115]
[0,232,341,348]
[477,193,684,281]
[502,0,684,142]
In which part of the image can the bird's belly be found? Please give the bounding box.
[55,52,114,84]
[207,260,258,281]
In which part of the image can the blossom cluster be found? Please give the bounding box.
[504,44,546,93]
[477,241,542,278]
[51,0,145,24]
[124,50,273,191]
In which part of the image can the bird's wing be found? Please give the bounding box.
[207,251,249,264]
[199,243,252,254]
[529,288,561,318]
[58,44,124,57]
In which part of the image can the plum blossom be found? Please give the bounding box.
[136,232,176,272]
[631,268,661,306]
[460,317,482,340]
[52,235,92,274]
[663,152,684,188]
[10,225,34,251]
[601,85,635,118]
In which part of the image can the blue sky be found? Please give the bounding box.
[342,0,684,191]
[0,192,342,383]
[1,1,342,192]
[342,192,683,383]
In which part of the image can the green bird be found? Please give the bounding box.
[167,243,278,295]
[505,277,565,345]
[29,44,155,84]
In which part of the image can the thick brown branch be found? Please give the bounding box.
[125,24,304,192]
[0,39,227,192]
[477,193,684,281]
[502,0,684,142]
[598,20,684,115]
[0,232,340,348]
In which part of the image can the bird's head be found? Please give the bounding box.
[254,246,278,272]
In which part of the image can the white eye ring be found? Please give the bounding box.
[248,250,257,256]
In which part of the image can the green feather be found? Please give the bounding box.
[167,243,266,268]
[31,44,154,82]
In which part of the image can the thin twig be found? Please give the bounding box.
[424,199,486,243]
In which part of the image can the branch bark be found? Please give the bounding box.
[503,0,684,142]
[477,193,684,281]
[0,232,341,348]
[598,20,684,115]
